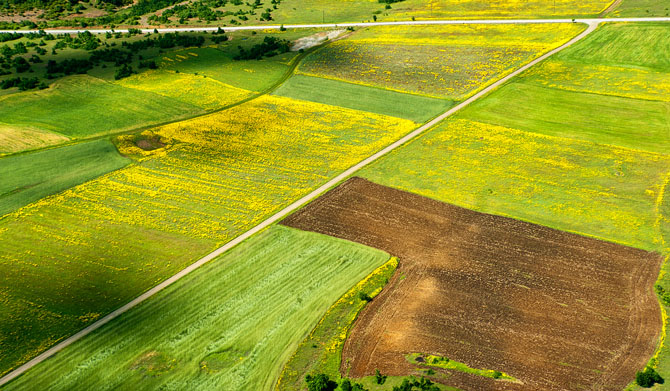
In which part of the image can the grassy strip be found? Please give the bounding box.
[0,226,391,390]
[273,74,451,123]
[276,257,398,390]
[0,139,129,217]
[406,354,515,381]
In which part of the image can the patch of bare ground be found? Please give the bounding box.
[281,177,663,391]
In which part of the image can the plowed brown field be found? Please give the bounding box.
[281,177,663,391]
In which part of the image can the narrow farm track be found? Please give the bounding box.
[0,19,611,388]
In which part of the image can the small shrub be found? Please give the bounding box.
[375,369,387,385]
[636,367,664,388]
[492,370,502,379]
[358,292,372,302]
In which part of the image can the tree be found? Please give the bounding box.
[375,369,387,385]
[114,63,133,80]
[636,367,664,388]
[340,379,352,391]
[305,374,337,391]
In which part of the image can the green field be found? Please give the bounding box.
[0,225,390,391]
[298,23,585,99]
[0,95,415,377]
[273,74,451,122]
[0,75,200,140]
[461,82,670,154]
[610,0,670,17]
[0,139,129,217]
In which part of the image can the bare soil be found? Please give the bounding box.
[281,177,663,391]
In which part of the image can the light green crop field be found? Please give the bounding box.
[298,23,585,99]
[609,0,670,17]
[0,225,390,391]
[0,139,129,217]
[0,95,415,377]
[0,75,200,140]
[459,23,670,155]
[461,82,670,154]
[273,74,451,122]
[265,0,613,23]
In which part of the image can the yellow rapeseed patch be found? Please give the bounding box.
[299,23,585,99]
[116,70,253,110]
[522,60,670,101]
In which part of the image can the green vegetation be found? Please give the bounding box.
[406,354,515,381]
[461,82,670,154]
[635,366,664,387]
[0,225,391,390]
[0,75,199,139]
[0,0,615,30]
[0,139,129,217]
[610,0,670,17]
[553,23,670,71]
[277,258,397,390]
[0,94,415,377]
[273,75,451,123]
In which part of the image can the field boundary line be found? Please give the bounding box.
[0,21,599,388]
[1,17,669,34]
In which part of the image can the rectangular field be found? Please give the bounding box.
[272,74,451,123]
[360,118,670,252]
[0,95,415,377]
[0,225,390,391]
[282,178,663,391]
[298,23,585,100]
[0,139,129,217]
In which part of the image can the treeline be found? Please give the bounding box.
[304,372,440,391]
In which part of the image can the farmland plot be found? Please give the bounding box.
[0,226,390,391]
[0,95,415,376]
[298,23,585,99]
[282,178,663,391]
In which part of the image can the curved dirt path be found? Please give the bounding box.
[0,20,599,388]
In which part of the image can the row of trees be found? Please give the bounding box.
[305,372,439,391]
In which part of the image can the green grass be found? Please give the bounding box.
[277,257,398,390]
[273,74,451,123]
[0,95,415,377]
[553,23,670,71]
[0,225,390,391]
[0,75,200,139]
[609,0,670,18]
[460,82,670,154]
[0,139,129,217]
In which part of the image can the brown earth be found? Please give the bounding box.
[281,177,663,391]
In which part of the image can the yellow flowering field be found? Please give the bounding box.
[298,23,584,99]
[517,24,670,102]
[389,0,614,19]
[0,95,415,377]
[361,118,670,252]
[116,70,253,111]
[521,61,670,101]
